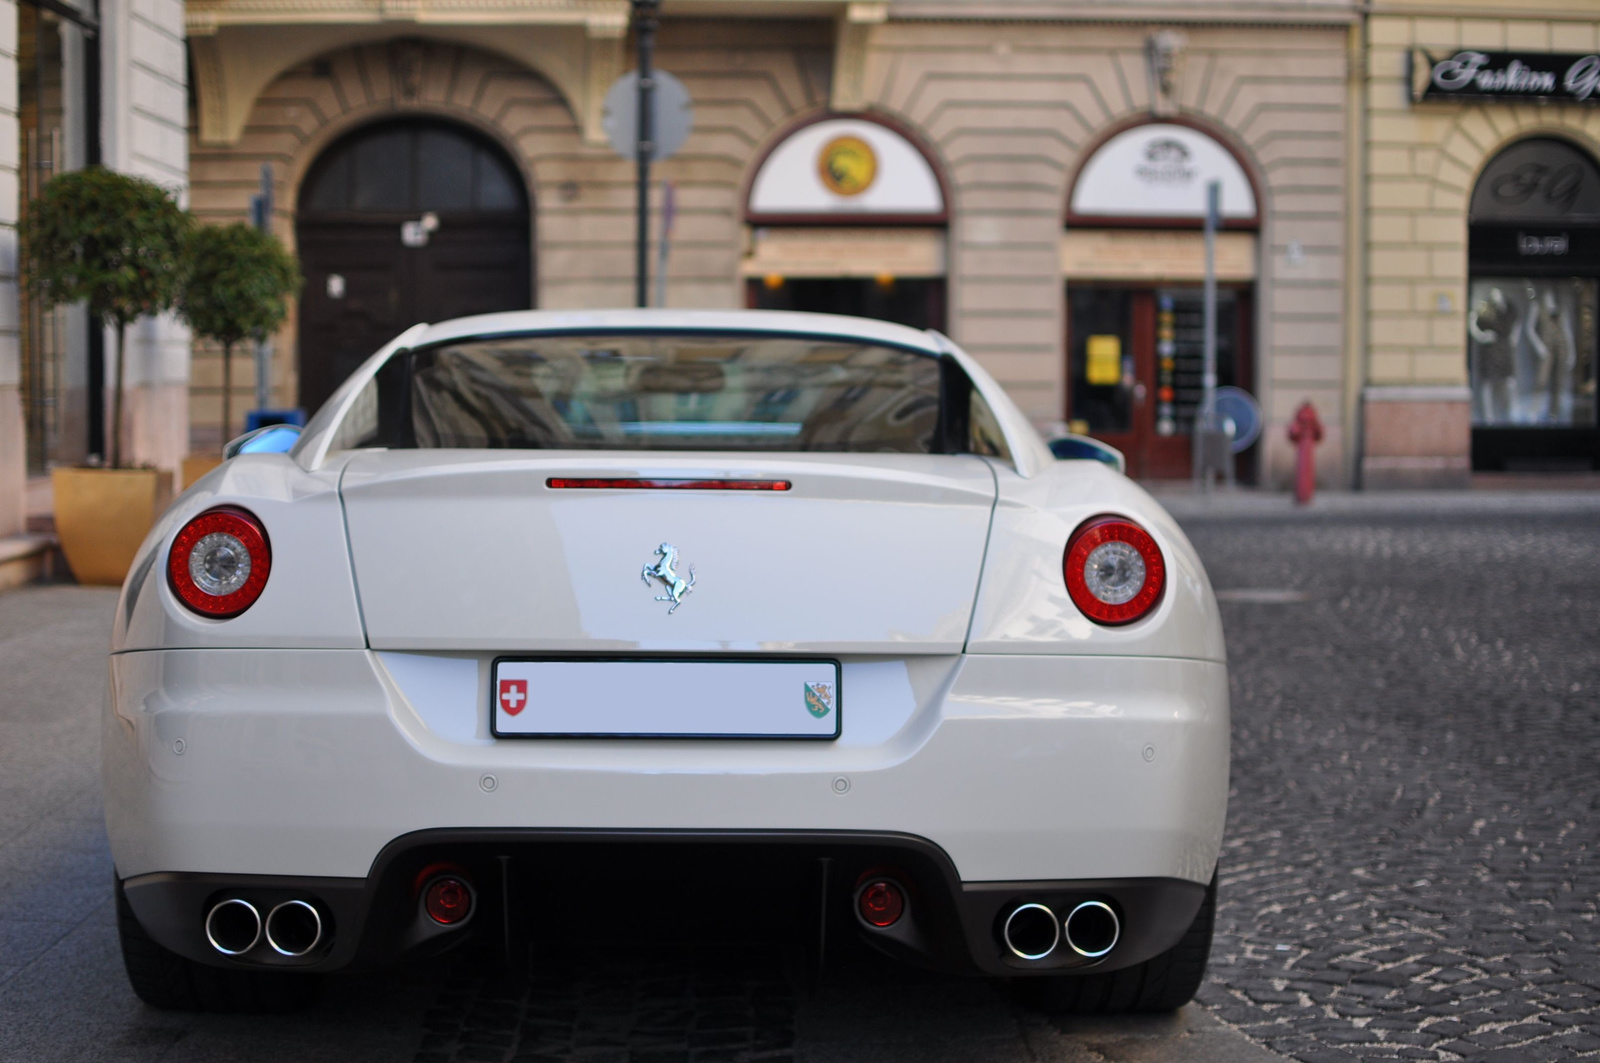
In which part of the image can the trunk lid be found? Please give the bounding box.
[339,451,997,653]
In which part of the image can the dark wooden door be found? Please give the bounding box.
[295,120,531,414]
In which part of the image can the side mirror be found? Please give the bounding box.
[1048,433,1126,475]
[224,424,302,460]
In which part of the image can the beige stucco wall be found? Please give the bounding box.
[187,13,1351,486]
[857,19,1350,485]
[1362,5,1600,485]
[1366,11,1600,388]
[186,23,834,449]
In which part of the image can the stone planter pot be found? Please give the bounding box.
[181,454,224,490]
[51,467,174,586]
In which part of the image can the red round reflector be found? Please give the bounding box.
[1063,515,1165,626]
[424,876,473,925]
[858,880,905,928]
[167,506,271,618]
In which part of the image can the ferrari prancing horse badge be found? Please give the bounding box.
[641,542,696,614]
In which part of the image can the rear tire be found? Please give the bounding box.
[116,879,319,1013]
[1017,869,1216,1015]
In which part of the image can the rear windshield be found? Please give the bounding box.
[340,332,945,453]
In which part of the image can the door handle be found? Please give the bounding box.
[1132,382,1148,404]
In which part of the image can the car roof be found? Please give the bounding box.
[413,308,946,355]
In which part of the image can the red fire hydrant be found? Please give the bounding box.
[1287,401,1323,506]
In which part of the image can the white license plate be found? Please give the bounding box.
[491,658,841,739]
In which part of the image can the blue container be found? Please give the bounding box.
[244,408,307,431]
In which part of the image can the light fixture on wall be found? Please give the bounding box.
[1144,30,1188,117]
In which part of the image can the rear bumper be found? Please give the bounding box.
[122,829,1209,977]
[105,649,1228,888]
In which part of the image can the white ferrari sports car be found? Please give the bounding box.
[106,309,1228,1013]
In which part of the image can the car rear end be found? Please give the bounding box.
[105,311,1226,997]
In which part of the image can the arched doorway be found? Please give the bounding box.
[742,116,948,332]
[1467,137,1600,471]
[295,118,532,413]
[1063,122,1260,480]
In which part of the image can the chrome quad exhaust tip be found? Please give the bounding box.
[265,899,325,957]
[204,898,262,956]
[1063,900,1120,958]
[1002,902,1060,960]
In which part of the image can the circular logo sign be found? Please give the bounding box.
[817,135,878,197]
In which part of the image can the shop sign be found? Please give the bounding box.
[1470,225,1600,272]
[1070,124,1257,223]
[1085,335,1122,386]
[1414,50,1600,105]
[748,118,944,219]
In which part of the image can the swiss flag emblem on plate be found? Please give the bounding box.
[498,679,529,716]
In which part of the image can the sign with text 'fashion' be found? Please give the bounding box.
[747,118,944,219]
[1415,50,1600,105]
[1069,124,1257,223]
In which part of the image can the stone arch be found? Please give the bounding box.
[736,108,955,333]
[191,38,576,234]
[187,39,581,446]
[188,23,614,148]
[1431,107,1600,214]
[741,108,956,223]
[1063,113,1267,228]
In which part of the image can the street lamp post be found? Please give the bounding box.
[633,0,661,309]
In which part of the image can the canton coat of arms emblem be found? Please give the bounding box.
[804,682,835,719]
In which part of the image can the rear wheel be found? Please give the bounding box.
[116,879,319,1012]
[1017,869,1216,1015]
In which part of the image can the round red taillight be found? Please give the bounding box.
[857,879,905,928]
[424,876,474,926]
[1063,515,1165,626]
[167,506,271,618]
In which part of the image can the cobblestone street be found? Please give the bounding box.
[1185,508,1600,1061]
[1,499,1597,1062]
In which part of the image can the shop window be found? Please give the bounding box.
[751,276,944,332]
[743,117,947,334]
[1467,137,1600,470]
[1468,279,1597,428]
[1064,123,1260,480]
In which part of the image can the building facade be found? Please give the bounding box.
[184,0,1358,486]
[2,0,189,552]
[1361,0,1600,485]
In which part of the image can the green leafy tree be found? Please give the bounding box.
[178,224,302,446]
[21,167,191,469]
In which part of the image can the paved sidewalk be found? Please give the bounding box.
[1149,486,1600,520]
[0,584,1285,1063]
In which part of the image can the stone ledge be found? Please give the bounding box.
[1363,455,1472,490]
[1364,385,1472,403]
[0,535,58,593]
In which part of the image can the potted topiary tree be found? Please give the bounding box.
[177,222,302,486]
[21,167,192,584]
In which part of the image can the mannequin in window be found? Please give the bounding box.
[1520,284,1576,425]
[1468,286,1517,423]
